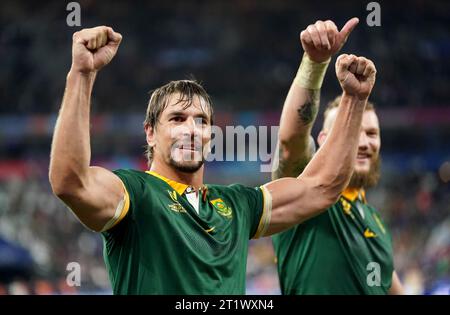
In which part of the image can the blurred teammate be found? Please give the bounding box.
[49,26,375,294]
[271,19,404,294]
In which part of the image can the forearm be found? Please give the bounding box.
[49,70,97,192]
[265,93,366,235]
[273,87,319,180]
[301,92,366,199]
[273,54,329,179]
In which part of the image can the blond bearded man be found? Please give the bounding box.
[272,18,404,295]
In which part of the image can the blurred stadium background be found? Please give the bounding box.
[0,0,449,295]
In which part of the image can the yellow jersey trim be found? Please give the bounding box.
[146,171,189,195]
[342,188,366,203]
[364,228,377,238]
[204,226,215,233]
[100,180,130,232]
[252,185,272,239]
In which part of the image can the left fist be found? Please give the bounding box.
[336,54,377,100]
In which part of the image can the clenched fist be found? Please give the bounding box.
[335,54,376,100]
[71,26,122,74]
[300,18,359,63]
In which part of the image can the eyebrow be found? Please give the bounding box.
[167,110,210,121]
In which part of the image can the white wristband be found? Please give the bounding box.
[294,53,330,90]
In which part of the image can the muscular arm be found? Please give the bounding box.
[266,92,366,235]
[264,54,376,236]
[49,26,124,232]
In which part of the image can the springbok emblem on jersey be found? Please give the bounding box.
[210,198,232,219]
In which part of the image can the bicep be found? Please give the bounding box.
[263,175,333,236]
[58,166,125,232]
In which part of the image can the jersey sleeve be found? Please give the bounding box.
[100,169,142,232]
[227,184,272,240]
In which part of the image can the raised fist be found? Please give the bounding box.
[300,18,359,63]
[335,54,377,100]
[71,26,122,74]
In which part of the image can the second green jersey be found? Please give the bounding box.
[101,169,271,294]
[272,189,394,295]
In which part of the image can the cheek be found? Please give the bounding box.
[201,128,212,143]
[169,125,186,140]
[371,139,381,154]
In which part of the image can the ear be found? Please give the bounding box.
[317,130,327,147]
[145,123,156,148]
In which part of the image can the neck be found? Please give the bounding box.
[149,158,204,188]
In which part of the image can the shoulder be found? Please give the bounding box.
[113,169,160,184]
[112,169,156,195]
[113,168,146,178]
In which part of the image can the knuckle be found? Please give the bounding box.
[337,55,346,62]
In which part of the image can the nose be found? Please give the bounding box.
[183,117,202,137]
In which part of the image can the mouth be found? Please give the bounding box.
[356,152,371,161]
[177,143,202,152]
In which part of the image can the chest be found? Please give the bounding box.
[332,198,393,260]
[134,185,244,244]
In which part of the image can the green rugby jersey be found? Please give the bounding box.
[272,188,393,295]
[101,169,271,294]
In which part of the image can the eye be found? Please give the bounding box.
[194,117,209,126]
[170,116,183,123]
[367,131,378,137]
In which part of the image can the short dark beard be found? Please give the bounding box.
[169,158,204,173]
[348,155,381,189]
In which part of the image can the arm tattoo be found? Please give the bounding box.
[272,90,320,179]
[297,89,320,125]
[272,142,312,180]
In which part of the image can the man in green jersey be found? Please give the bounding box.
[49,25,376,294]
[271,18,404,294]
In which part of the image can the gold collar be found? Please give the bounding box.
[342,188,366,203]
[146,171,190,195]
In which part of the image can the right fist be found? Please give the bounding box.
[300,18,359,63]
[335,54,376,100]
[71,26,122,74]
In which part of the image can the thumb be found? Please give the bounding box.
[339,17,359,42]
